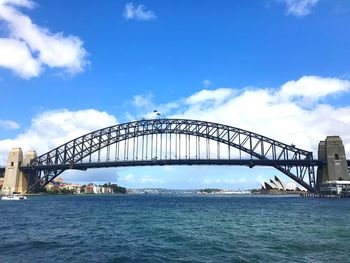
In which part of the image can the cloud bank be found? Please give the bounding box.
[0,0,88,78]
[0,109,117,164]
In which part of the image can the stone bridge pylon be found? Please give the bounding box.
[1,148,37,195]
[317,136,350,183]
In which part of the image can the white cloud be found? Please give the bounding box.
[280,0,319,17]
[141,175,163,184]
[0,119,20,130]
[202,80,211,87]
[0,38,41,78]
[279,76,350,103]
[0,0,88,78]
[123,2,156,21]
[0,109,117,164]
[61,168,119,185]
[132,94,154,109]
[118,173,164,186]
[125,173,135,183]
[185,88,233,105]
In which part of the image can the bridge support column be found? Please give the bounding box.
[2,148,23,195]
[2,148,37,194]
[21,151,37,192]
[19,150,37,193]
[317,136,350,186]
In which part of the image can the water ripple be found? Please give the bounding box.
[0,195,349,262]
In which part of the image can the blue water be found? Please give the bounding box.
[0,195,349,262]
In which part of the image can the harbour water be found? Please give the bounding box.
[0,195,349,262]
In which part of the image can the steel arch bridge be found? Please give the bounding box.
[21,118,321,193]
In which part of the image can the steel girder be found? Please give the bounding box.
[24,119,316,193]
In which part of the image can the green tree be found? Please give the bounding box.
[110,184,127,194]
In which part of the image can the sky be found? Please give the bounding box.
[0,0,350,189]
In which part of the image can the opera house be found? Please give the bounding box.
[260,175,306,194]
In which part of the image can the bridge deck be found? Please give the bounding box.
[17,159,350,171]
[20,159,325,171]
[0,159,346,173]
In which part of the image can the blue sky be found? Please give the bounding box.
[1,0,350,189]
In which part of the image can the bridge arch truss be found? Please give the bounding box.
[23,119,317,192]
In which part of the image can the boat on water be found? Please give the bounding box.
[2,192,27,200]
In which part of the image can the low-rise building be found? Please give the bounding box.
[54,177,64,184]
[45,180,115,195]
[45,179,81,194]
[64,184,81,194]
[319,181,350,197]
[84,183,113,194]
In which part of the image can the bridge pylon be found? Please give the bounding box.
[2,148,37,194]
[317,136,350,187]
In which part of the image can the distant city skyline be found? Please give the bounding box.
[1,0,350,189]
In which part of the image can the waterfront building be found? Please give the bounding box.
[45,178,82,194]
[319,181,350,197]
[84,183,113,194]
[64,184,81,194]
[54,177,64,184]
[84,183,97,194]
